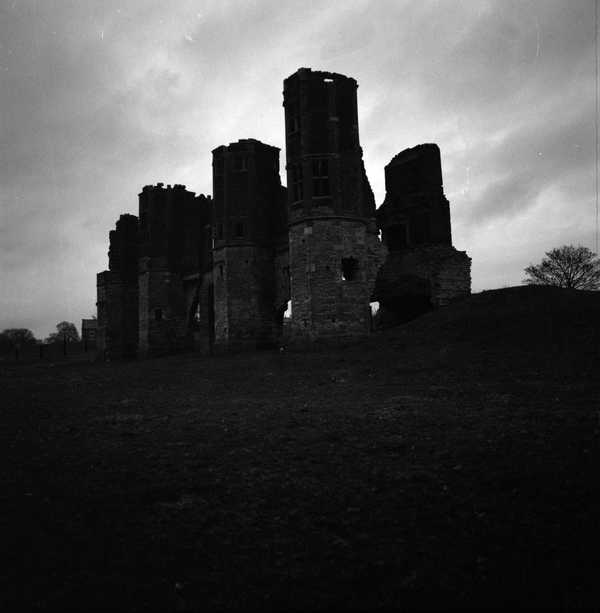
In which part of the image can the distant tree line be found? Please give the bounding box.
[0,321,81,356]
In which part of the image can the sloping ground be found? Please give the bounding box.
[374,285,600,377]
[3,287,599,611]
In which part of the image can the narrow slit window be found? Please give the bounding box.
[291,164,304,202]
[234,222,245,238]
[287,105,299,133]
[312,158,330,197]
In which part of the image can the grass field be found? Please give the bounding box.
[3,286,600,610]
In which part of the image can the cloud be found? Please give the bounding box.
[0,0,596,336]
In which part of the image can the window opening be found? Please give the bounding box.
[341,257,359,281]
[291,164,303,202]
[234,222,245,238]
[312,158,330,197]
[287,105,299,133]
[154,308,163,321]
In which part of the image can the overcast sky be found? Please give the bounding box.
[0,0,597,338]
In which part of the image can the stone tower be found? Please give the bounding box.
[375,143,471,323]
[283,68,383,342]
[211,139,288,350]
[137,183,211,357]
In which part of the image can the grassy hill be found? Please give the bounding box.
[3,286,599,610]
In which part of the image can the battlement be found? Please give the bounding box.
[141,182,194,194]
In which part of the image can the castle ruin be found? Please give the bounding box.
[96,68,471,358]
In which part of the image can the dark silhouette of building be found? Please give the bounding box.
[96,213,139,358]
[212,139,288,350]
[137,183,212,357]
[375,144,471,324]
[81,319,97,346]
[283,68,385,341]
[96,69,471,358]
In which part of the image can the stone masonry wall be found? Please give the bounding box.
[96,271,123,359]
[375,245,471,311]
[213,245,280,350]
[138,257,186,357]
[289,219,383,341]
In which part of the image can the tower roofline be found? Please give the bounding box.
[385,143,440,169]
[211,139,280,155]
[283,67,358,89]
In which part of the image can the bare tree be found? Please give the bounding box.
[523,245,600,290]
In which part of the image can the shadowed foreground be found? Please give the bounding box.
[4,286,599,610]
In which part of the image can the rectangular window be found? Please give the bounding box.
[234,221,245,238]
[341,257,359,281]
[154,308,163,321]
[287,106,299,133]
[291,164,303,202]
[312,158,330,197]
[216,223,224,240]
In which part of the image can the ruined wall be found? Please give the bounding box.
[212,139,287,350]
[96,214,139,358]
[289,219,384,340]
[375,143,471,324]
[377,144,452,250]
[283,68,383,343]
[96,271,123,358]
[137,184,212,357]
